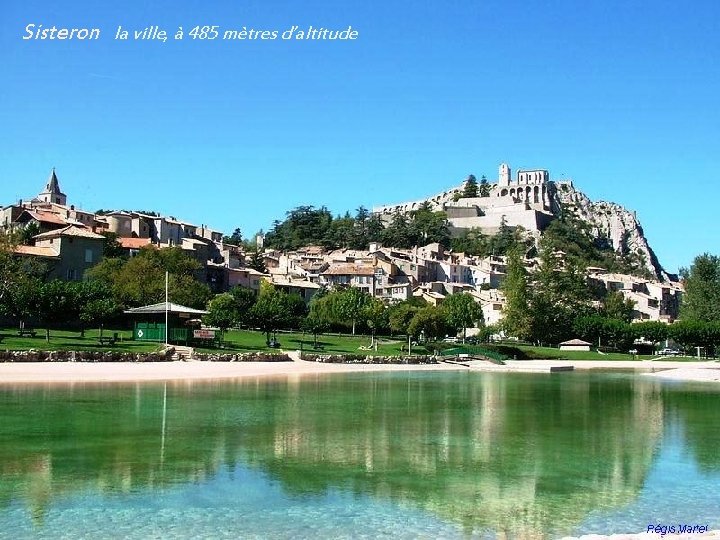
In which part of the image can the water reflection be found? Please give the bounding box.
[1,373,718,537]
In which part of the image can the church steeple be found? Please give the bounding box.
[38,167,67,206]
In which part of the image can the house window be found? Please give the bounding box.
[85,249,93,263]
[66,269,77,280]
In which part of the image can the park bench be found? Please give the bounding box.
[17,329,37,338]
[98,333,119,346]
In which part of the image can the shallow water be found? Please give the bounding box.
[1,371,719,539]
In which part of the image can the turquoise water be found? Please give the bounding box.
[1,371,719,539]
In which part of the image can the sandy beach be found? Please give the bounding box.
[0,355,465,384]
[0,355,718,384]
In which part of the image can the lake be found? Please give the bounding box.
[1,371,719,539]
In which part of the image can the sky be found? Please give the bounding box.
[1,0,718,274]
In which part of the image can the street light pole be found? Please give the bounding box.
[165,270,169,346]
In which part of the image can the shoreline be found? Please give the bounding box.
[0,356,718,385]
[0,356,465,385]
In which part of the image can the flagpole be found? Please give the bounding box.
[165,270,169,345]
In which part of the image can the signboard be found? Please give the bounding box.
[193,329,216,339]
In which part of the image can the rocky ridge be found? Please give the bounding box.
[374,178,669,282]
[552,181,670,281]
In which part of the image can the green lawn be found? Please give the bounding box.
[2,326,712,362]
[496,344,712,361]
[0,328,160,353]
[197,329,430,356]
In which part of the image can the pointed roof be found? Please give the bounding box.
[124,302,208,315]
[45,167,65,195]
[41,168,66,197]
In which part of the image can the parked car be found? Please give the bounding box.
[658,348,681,356]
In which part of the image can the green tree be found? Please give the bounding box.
[71,280,120,337]
[332,287,372,335]
[205,293,241,335]
[478,175,490,197]
[303,296,332,349]
[388,301,421,336]
[462,175,478,198]
[451,228,488,256]
[247,249,267,274]
[20,222,40,245]
[85,246,211,309]
[501,248,533,340]
[223,228,243,245]
[680,253,720,322]
[601,290,635,323]
[408,305,448,342]
[364,297,388,349]
[229,286,257,326]
[36,280,74,342]
[250,283,306,343]
[630,321,669,349]
[572,315,606,346]
[381,213,412,249]
[100,232,125,258]
[0,236,47,327]
[442,293,484,343]
[409,206,450,247]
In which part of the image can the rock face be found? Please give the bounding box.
[373,173,669,282]
[552,181,670,281]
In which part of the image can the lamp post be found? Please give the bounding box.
[164,270,169,346]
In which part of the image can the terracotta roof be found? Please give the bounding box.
[20,210,67,226]
[12,245,59,258]
[119,237,152,249]
[269,277,321,289]
[34,225,104,240]
[322,263,375,276]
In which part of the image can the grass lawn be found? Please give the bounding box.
[0,328,160,353]
[3,326,711,361]
[197,329,431,356]
[503,344,712,361]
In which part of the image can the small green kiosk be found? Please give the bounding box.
[125,302,208,345]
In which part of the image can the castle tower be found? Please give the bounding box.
[37,168,67,206]
[498,163,511,187]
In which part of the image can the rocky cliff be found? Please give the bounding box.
[551,181,670,282]
[374,177,670,282]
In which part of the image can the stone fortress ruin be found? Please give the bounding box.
[373,163,558,236]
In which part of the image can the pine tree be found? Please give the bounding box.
[462,175,478,198]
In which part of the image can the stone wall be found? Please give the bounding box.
[192,352,291,362]
[302,354,438,364]
[0,350,174,362]
[0,350,292,363]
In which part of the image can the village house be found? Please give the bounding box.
[267,275,322,303]
[30,225,105,280]
[589,271,682,322]
[320,262,377,296]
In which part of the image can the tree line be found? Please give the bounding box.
[501,245,720,355]
[205,284,485,350]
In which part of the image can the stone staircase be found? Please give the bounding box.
[171,345,195,361]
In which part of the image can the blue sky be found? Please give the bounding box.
[1,0,718,274]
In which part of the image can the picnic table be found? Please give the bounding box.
[17,329,37,338]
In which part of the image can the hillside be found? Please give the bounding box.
[372,167,669,282]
